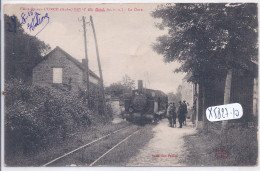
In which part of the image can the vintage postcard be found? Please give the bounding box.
[1,1,259,169]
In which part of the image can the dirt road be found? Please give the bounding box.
[127,118,196,166]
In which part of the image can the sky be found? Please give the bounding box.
[4,3,186,93]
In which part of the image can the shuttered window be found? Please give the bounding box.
[53,68,63,83]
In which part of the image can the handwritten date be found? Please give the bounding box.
[21,11,50,36]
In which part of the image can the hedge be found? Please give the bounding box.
[5,79,112,157]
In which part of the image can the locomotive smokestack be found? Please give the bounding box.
[138,80,143,92]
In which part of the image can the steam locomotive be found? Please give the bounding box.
[124,80,168,124]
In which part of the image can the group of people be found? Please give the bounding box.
[166,100,188,128]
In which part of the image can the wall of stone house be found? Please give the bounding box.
[82,71,100,87]
[81,59,100,86]
[32,50,84,91]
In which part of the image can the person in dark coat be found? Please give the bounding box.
[178,101,185,128]
[171,103,177,127]
[183,100,188,126]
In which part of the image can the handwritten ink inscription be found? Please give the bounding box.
[206,103,243,122]
[21,11,50,36]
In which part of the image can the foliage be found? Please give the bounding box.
[78,83,113,116]
[4,14,51,82]
[183,125,258,166]
[5,79,112,157]
[105,74,135,98]
[105,82,125,97]
[121,74,135,90]
[152,3,258,83]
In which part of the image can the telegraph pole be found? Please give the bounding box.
[90,15,106,114]
[82,16,90,106]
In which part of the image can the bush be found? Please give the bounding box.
[5,79,112,158]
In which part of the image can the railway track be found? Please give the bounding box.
[42,125,141,166]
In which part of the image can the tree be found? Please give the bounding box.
[105,75,135,98]
[121,74,135,91]
[105,82,125,98]
[152,4,258,131]
[5,14,51,82]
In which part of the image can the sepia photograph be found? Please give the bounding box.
[1,1,258,168]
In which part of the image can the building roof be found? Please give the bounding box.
[37,46,100,80]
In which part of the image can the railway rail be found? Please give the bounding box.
[42,125,141,166]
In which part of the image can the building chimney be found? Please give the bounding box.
[82,59,87,68]
[138,80,143,92]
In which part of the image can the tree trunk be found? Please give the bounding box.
[221,69,233,132]
[202,81,208,133]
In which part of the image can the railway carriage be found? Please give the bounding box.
[124,80,168,124]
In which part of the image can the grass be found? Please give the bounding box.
[5,120,132,166]
[43,123,156,166]
[97,124,156,166]
[47,124,141,166]
[182,125,258,166]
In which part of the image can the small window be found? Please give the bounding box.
[53,68,63,83]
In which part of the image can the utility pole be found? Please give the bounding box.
[90,15,106,114]
[82,16,90,106]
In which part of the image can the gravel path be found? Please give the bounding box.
[127,118,196,166]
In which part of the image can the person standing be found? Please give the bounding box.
[171,103,177,127]
[167,103,173,127]
[183,100,188,126]
[178,101,184,128]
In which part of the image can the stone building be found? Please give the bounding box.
[32,46,100,91]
